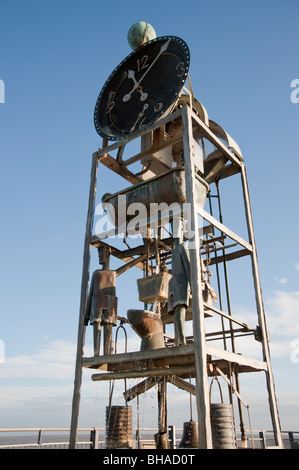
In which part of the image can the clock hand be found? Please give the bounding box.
[123,37,171,103]
[130,103,149,132]
[123,70,148,102]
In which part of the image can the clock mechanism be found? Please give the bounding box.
[94,36,190,141]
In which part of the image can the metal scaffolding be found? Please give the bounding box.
[69,102,283,449]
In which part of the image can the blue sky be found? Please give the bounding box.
[0,0,299,436]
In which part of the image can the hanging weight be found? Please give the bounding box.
[209,375,237,449]
[178,420,199,448]
[105,406,133,449]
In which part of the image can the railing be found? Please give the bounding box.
[0,428,95,449]
[0,427,298,449]
[256,430,299,449]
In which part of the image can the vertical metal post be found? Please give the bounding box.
[137,395,141,449]
[182,105,213,449]
[169,425,176,449]
[94,428,100,449]
[158,378,167,435]
[240,164,283,448]
[207,192,226,349]
[288,431,294,443]
[259,430,266,449]
[69,152,99,449]
[214,180,246,442]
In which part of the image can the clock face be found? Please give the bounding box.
[94,36,190,141]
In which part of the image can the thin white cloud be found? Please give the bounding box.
[0,384,73,409]
[219,289,299,360]
[294,263,299,272]
[273,277,288,284]
[265,291,299,337]
[0,339,77,380]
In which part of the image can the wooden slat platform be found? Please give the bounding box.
[83,343,267,382]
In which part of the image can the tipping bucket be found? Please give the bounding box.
[209,376,237,449]
[127,309,165,351]
[137,272,172,304]
[105,406,133,449]
[102,167,209,229]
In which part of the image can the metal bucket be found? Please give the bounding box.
[209,376,237,449]
[105,406,133,449]
[137,272,172,303]
[127,309,165,351]
[102,167,209,228]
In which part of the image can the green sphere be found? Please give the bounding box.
[127,22,156,50]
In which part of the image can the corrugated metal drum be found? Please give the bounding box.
[209,376,237,449]
[105,406,133,449]
[210,403,237,449]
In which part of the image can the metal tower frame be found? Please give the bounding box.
[69,103,283,449]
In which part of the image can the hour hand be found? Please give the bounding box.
[128,69,137,83]
[123,70,148,102]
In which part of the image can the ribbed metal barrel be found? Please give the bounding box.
[105,406,133,449]
[210,403,237,449]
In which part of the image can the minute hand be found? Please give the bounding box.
[122,38,171,102]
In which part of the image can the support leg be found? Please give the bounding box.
[69,152,99,449]
[182,104,213,449]
[156,378,169,449]
[174,306,186,345]
[240,164,283,448]
[93,322,102,356]
[103,323,114,355]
